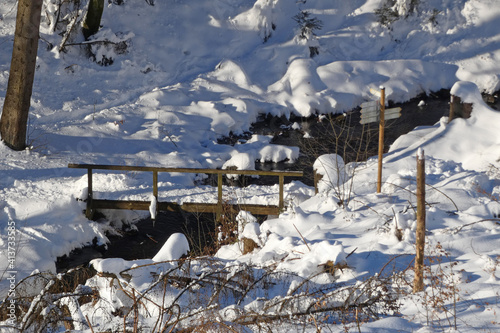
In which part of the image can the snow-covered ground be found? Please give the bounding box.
[1,0,500,331]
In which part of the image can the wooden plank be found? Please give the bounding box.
[181,202,279,216]
[360,100,379,108]
[91,200,280,216]
[360,105,379,114]
[385,107,402,114]
[360,115,379,125]
[384,110,401,120]
[361,108,400,124]
[92,199,180,212]
[68,163,303,177]
[369,88,382,97]
[360,109,379,117]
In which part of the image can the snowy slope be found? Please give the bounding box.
[1,0,500,331]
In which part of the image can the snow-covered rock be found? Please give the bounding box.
[152,233,190,262]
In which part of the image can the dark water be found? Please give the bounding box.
[56,211,213,272]
[56,89,499,272]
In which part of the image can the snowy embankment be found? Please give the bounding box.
[26,80,500,332]
[1,0,500,331]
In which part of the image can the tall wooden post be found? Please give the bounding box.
[413,149,426,293]
[86,168,94,219]
[376,87,386,193]
[153,171,158,217]
[279,175,284,211]
[217,173,223,223]
[0,0,43,150]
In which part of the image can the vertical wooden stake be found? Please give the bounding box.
[448,95,455,123]
[413,149,426,293]
[153,171,158,216]
[279,175,284,212]
[86,168,94,219]
[217,173,223,223]
[377,87,386,193]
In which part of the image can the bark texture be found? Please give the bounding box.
[0,0,43,150]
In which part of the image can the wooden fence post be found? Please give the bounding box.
[153,171,158,217]
[448,95,456,122]
[413,149,426,293]
[86,168,94,219]
[217,173,223,223]
[279,175,284,212]
[377,87,386,193]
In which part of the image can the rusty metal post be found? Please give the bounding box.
[413,149,426,293]
[377,87,386,193]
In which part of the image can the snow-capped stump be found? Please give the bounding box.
[313,154,349,193]
[152,233,190,262]
[449,81,481,122]
[237,211,261,254]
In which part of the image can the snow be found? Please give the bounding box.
[149,194,157,220]
[1,0,500,331]
[152,233,190,262]
[313,154,349,193]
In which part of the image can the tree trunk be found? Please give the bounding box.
[0,0,43,151]
[82,0,104,40]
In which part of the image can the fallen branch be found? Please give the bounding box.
[450,218,500,233]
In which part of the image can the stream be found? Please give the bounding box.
[56,89,499,272]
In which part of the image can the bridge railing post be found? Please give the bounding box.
[86,168,94,219]
[217,173,223,223]
[153,171,158,216]
[279,175,284,212]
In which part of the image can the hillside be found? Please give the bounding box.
[1,0,500,331]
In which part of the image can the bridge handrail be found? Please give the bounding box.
[68,163,302,177]
[68,163,303,219]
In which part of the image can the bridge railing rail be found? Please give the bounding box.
[68,163,303,220]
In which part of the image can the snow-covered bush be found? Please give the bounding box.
[313,153,357,207]
[293,10,322,57]
[293,10,323,40]
[375,0,420,27]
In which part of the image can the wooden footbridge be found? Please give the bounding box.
[68,164,303,221]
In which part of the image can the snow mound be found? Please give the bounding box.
[313,154,349,192]
[451,80,483,105]
[152,233,190,262]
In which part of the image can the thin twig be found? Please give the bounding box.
[293,223,311,251]
[85,315,95,333]
[450,218,500,233]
